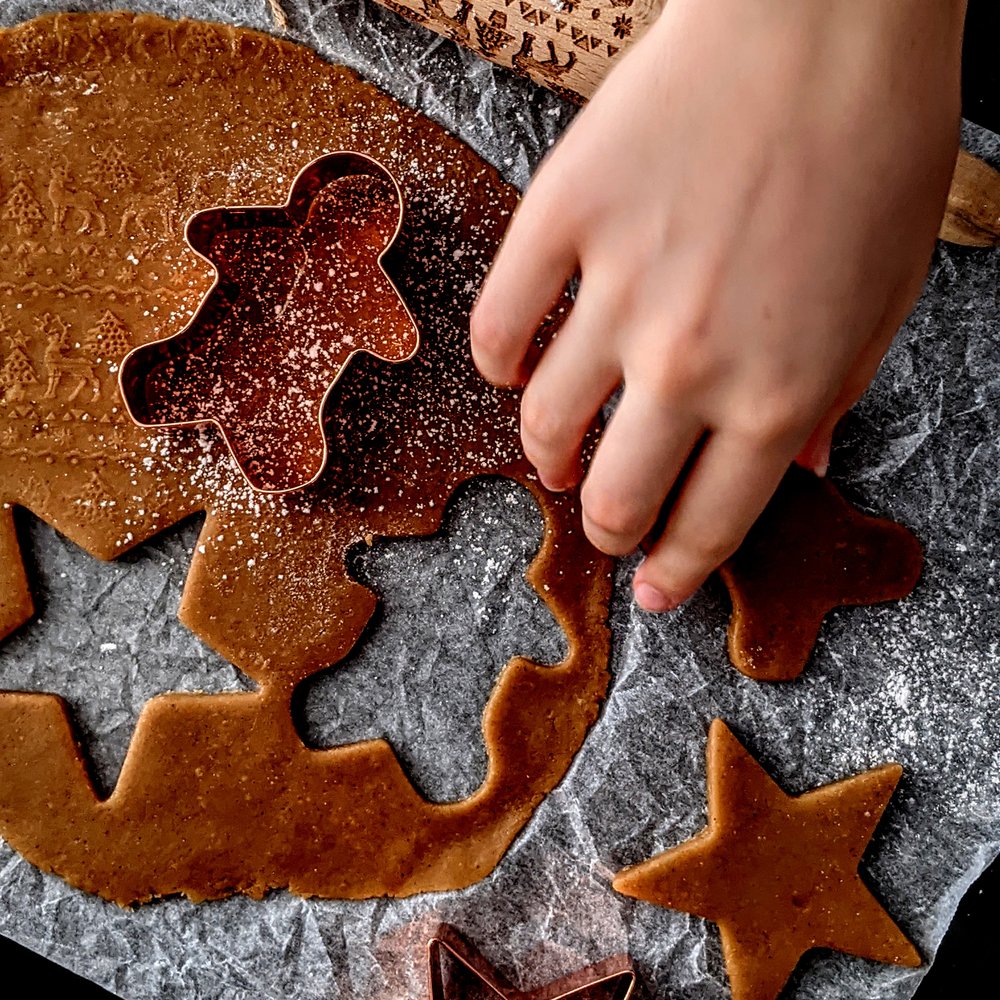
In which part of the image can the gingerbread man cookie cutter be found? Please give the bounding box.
[119,151,420,494]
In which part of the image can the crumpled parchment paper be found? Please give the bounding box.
[0,2,998,998]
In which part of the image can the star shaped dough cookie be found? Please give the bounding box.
[613,720,920,1000]
[719,467,923,681]
[428,924,636,1000]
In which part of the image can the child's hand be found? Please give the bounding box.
[471,0,966,611]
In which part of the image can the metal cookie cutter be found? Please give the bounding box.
[427,924,637,1000]
[119,152,419,494]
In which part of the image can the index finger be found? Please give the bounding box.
[470,178,578,387]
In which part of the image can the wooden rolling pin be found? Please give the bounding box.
[941,149,1000,247]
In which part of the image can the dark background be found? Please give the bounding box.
[1,1,997,997]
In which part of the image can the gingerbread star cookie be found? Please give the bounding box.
[428,924,636,1000]
[720,467,923,681]
[613,720,920,1000]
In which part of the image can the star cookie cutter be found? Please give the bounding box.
[428,924,637,1000]
[119,151,420,494]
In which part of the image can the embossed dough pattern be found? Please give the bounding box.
[0,13,612,904]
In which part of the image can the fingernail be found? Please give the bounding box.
[539,468,581,493]
[539,475,569,493]
[634,582,679,613]
[813,441,831,479]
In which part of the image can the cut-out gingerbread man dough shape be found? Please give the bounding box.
[0,12,613,905]
[614,720,920,1000]
[121,153,419,493]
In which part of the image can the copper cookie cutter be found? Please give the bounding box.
[428,924,637,1000]
[119,151,420,495]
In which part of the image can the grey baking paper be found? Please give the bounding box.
[0,2,998,998]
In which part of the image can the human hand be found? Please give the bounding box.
[470,0,966,611]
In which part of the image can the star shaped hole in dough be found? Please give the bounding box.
[613,720,920,1000]
[0,512,250,799]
